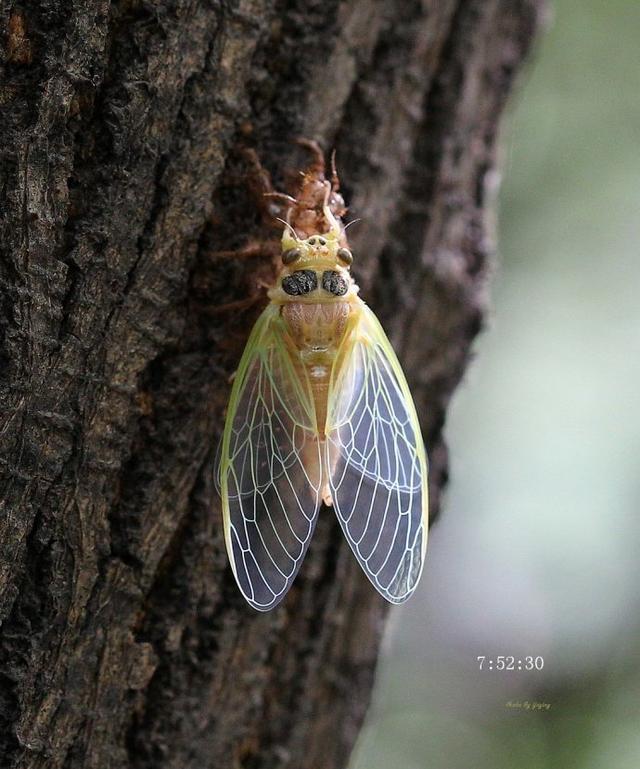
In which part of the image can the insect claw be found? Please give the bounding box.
[263,192,298,204]
[209,244,264,261]
[206,295,263,316]
[330,149,340,192]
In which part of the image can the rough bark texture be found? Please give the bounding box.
[0,1,543,768]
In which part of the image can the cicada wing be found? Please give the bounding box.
[219,304,322,611]
[325,303,428,603]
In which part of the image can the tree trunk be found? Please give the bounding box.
[0,1,543,767]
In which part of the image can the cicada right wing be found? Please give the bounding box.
[218,304,322,611]
[325,303,429,604]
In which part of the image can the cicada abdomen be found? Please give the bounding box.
[217,143,428,610]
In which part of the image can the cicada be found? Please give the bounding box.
[217,143,428,610]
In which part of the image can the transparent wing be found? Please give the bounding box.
[219,304,322,611]
[326,303,428,603]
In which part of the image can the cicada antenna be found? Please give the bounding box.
[276,217,300,240]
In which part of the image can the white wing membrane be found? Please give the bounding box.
[326,304,428,603]
[220,306,322,611]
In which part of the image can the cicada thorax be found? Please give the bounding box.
[281,300,352,436]
[273,227,357,440]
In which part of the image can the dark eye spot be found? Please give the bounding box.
[337,247,353,265]
[282,248,300,265]
[282,269,318,296]
[322,270,348,296]
[308,237,316,245]
[318,237,326,245]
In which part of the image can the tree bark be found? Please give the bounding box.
[0,1,543,767]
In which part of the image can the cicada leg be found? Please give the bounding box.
[240,148,297,229]
[295,138,341,196]
[196,237,278,319]
[205,294,265,316]
[208,241,270,261]
[295,137,326,174]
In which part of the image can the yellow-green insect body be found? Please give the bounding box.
[218,176,428,611]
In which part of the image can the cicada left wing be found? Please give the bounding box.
[219,304,323,611]
[325,303,428,603]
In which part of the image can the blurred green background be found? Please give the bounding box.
[351,2,640,768]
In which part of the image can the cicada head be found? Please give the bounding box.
[280,208,353,273]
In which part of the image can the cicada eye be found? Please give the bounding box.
[337,247,353,265]
[282,248,301,265]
